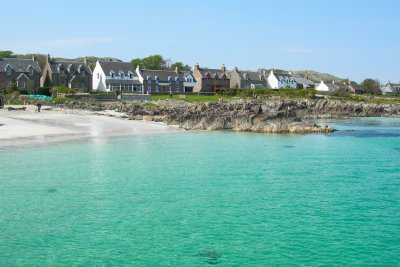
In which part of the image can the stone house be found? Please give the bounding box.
[136,67,184,94]
[40,55,92,91]
[267,70,297,89]
[229,67,268,89]
[292,76,315,89]
[0,56,41,92]
[192,64,230,93]
[92,61,143,92]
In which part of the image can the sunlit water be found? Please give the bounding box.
[1,118,400,266]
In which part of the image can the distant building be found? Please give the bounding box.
[41,55,92,91]
[267,70,297,89]
[229,67,268,89]
[0,56,41,92]
[192,64,230,93]
[345,81,364,94]
[292,76,315,89]
[182,72,196,92]
[315,80,340,92]
[137,67,184,94]
[381,81,400,95]
[92,61,142,92]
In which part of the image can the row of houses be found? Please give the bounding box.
[1,56,399,95]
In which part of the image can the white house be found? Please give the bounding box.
[183,72,196,92]
[92,61,143,92]
[381,81,400,95]
[315,80,339,92]
[267,70,297,89]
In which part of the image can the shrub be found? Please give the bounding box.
[36,87,52,96]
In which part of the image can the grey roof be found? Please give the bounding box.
[106,79,142,85]
[316,82,339,91]
[99,61,136,75]
[0,58,41,73]
[197,67,228,79]
[183,71,196,81]
[293,77,314,86]
[50,60,92,74]
[140,69,183,82]
[273,72,293,80]
[233,69,265,81]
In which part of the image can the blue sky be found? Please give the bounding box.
[1,0,399,82]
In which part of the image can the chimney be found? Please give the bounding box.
[46,54,51,63]
[234,66,238,72]
[221,64,226,73]
[32,54,37,62]
[84,57,88,65]
[136,65,140,72]
[175,66,179,73]
[194,63,199,70]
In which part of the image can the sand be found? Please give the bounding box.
[0,105,182,147]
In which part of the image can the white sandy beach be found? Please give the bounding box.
[0,105,182,147]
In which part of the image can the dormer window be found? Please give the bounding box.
[6,66,11,75]
[81,69,85,76]
[29,67,34,76]
[129,73,133,79]
[120,71,124,79]
[60,69,65,76]
[111,71,115,78]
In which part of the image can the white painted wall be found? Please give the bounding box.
[316,81,329,92]
[92,61,107,92]
[267,71,279,89]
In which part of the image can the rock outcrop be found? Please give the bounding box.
[52,98,400,134]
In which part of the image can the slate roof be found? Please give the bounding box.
[98,61,136,75]
[197,68,227,79]
[316,82,339,91]
[106,79,142,85]
[139,69,183,82]
[0,58,41,73]
[293,77,315,86]
[273,72,293,80]
[50,61,92,74]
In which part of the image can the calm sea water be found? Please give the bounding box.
[1,118,400,266]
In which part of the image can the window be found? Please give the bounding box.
[97,73,100,79]
[81,69,85,76]
[129,73,133,79]
[29,68,34,76]
[60,69,65,76]
[20,81,25,88]
[120,72,124,78]
[111,72,115,78]
[8,81,12,85]
[6,66,11,75]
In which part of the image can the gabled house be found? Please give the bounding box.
[192,64,230,93]
[92,61,142,93]
[315,80,340,92]
[381,81,400,95]
[136,67,184,94]
[182,72,196,92]
[267,70,297,89]
[344,80,364,94]
[0,56,41,92]
[229,67,268,89]
[292,76,315,89]
[40,55,92,91]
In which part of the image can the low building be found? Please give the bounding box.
[381,81,400,95]
[92,61,142,92]
[292,76,315,89]
[136,67,184,94]
[229,67,268,89]
[315,80,340,92]
[41,55,92,91]
[345,81,364,94]
[267,70,297,89]
[192,64,230,93]
[0,56,41,92]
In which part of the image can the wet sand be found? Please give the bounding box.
[0,105,182,147]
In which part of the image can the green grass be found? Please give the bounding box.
[151,94,234,103]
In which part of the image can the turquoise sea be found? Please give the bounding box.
[1,118,400,266]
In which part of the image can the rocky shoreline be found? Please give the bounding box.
[53,99,400,134]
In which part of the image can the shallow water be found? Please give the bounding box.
[1,118,400,266]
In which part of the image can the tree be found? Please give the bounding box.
[141,54,167,70]
[0,50,16,58]
[131,58,142,68]
[169,61,191,71]
[361,78,381,95]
